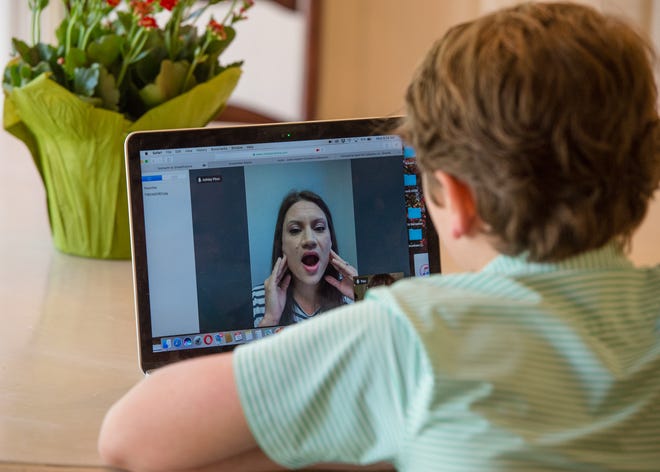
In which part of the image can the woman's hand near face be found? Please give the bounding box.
[325,249,358,300]
[260,255,291,327]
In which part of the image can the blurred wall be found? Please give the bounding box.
[315,0,660,272]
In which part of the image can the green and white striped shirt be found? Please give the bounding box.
[235,244,660,471]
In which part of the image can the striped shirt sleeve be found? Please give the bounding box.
[233,297,423,469]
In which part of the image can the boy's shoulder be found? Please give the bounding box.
[371,267,538,310]
[365,249,660,332]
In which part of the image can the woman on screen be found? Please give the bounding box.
[252,190,357,327]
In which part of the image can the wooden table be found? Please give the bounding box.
[1,131,142,471]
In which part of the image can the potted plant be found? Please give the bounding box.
[3,0,253,258]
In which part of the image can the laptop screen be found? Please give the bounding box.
[125,117,440,372]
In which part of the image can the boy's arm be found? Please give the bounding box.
[98,352,257,471]
[98,352,393,472]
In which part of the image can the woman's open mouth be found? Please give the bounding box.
[301,253,320,274]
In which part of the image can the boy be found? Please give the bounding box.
[99,2,660,471]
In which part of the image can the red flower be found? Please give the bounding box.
[208,19,227,40]
[159,0,177,11]
[138,16,158,28]
[106,0,120,6]
[131,0,155,17]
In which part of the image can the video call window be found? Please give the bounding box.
[189,153,413,333]
[144,141,436,356]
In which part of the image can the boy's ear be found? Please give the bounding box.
[434,170,478,238]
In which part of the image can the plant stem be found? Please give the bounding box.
[168,6,181,60]
[220,0,240,25]
[29,0,48,45]
[117,27,147,87]
[65,8,79,57]
[181,31,213,93]
[80,13,102,51]
[31,8,40,45]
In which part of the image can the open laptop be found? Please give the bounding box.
[125,116,441,373]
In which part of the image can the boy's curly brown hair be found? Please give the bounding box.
[401,2,660,262]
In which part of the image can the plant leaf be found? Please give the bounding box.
[87,34,123,67]
[64,47,88,76]
[33,61,52,79]
[96,65,120,111]
[12,39,40,66]
[132,65,241,131]
[74,63,100,97]
[36,43,58,63]
[138,59,189,108]
[205,26,236,61]
[114,11,134,35]
[3,59,22,90]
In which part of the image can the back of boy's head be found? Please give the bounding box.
[402,2,660,262]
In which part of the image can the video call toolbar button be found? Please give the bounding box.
[408,228,423,241]
[404,174,417,186]
[407,207,422,219]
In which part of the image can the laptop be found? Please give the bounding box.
[125,116,441,374]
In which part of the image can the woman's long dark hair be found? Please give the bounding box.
[271,190,344,325]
